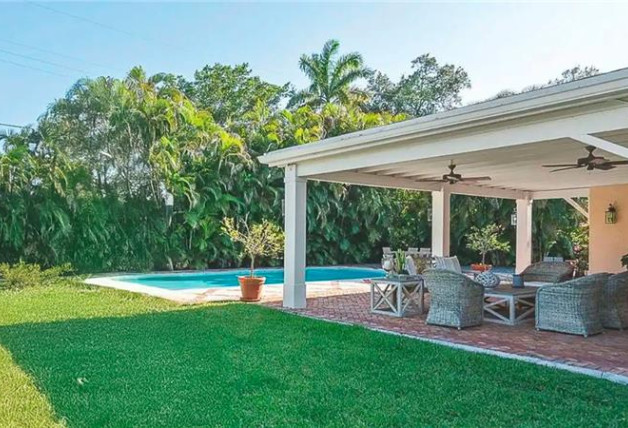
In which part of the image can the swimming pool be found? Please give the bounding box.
[114,267,386,290]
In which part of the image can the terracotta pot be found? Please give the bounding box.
[238,276,266,302]
[471,263,492,272]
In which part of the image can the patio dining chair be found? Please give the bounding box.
[600,271,628,330]
[535,273,609,337]
[423,269,484,329]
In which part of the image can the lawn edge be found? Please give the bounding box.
[273,308,628,386]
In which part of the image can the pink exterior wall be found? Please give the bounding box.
[589,184,628,273]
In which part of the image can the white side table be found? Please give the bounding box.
[370,276,424,317]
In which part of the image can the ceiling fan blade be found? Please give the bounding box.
[460,176,492,182]
[542,164,579,168]
[550,166,581,173]
[415,178,445,183]
[606,160,628,166]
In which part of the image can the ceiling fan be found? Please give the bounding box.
[415,161,491,185]
[543,145,628,172]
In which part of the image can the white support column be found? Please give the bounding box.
[283,165,307,308]
[516,197,533,273]
[431,187,451,257]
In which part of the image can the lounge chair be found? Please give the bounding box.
[521,261,574,283]
[601,271,628,330]
[423,269,484,329]
[535,273,609,337]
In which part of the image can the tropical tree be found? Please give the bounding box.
[185,63,289,126]
[288,39,371,109]
[366,54,471,116]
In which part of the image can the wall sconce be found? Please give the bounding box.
[605,203,617,224]
[510,209,517,226]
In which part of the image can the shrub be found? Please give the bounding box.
[0,262,73,290]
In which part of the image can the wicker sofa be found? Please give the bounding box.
[521,261,574,283]
[535,273,610,337]
[423,269,484,330]
[601,271,628,330]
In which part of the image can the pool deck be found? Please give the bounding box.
[85,275,371,304]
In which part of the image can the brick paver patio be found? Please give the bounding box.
[265,290,628,379]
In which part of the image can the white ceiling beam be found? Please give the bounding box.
[563,197,589,220]
[532,188,590,199]
[307,172,442,192]
[570,134,628,160]
[296,105,628,177]
[308,172,527,199]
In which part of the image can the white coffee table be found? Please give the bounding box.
[483,285,537,325]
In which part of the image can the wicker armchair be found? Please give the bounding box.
[601,271,628,330]
[535,273,609,337]
[423,269,484,330]
[521,261,574,283]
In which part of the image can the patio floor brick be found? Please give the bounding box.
[265,291,628,378]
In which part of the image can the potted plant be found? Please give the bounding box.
[465,224,510,272]
[222,217,284,302]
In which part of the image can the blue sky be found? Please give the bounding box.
[2,2,628,129]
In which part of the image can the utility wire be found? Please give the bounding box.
[0,37,111,71]
[27,1,184,51]
[0,47,90,74]
[0,57,68,77]
[0,122,27,129]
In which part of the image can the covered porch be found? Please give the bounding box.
[260,68,628,309]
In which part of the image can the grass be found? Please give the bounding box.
[0,282,627,427]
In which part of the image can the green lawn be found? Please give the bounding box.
[1,282,627,427]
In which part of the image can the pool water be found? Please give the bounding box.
[115,267,386,290]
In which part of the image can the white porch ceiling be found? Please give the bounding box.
[340,134,628,193]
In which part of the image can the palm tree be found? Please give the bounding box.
[289,40,371,109]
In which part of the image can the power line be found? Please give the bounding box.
[0,37,110,71]
[0,122,27,129]
[27,1,183,50]
[0,57,68,77]
[0,47,90,74]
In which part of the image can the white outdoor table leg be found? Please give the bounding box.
[509,295,516,325]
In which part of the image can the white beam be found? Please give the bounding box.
[308,172,442,192]
[432,188,451,257]
[296,105,628,176]
[516,198,533,274]
[532,188,590,199]
[283,165,307,309]
[308,172,527,200]
[563,197,589,220]
[570,134,628,160]
[443,183,528,200]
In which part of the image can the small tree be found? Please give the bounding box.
[465,224,510,265]
[222,218,284,277]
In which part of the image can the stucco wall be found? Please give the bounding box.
[589,184,628,273]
